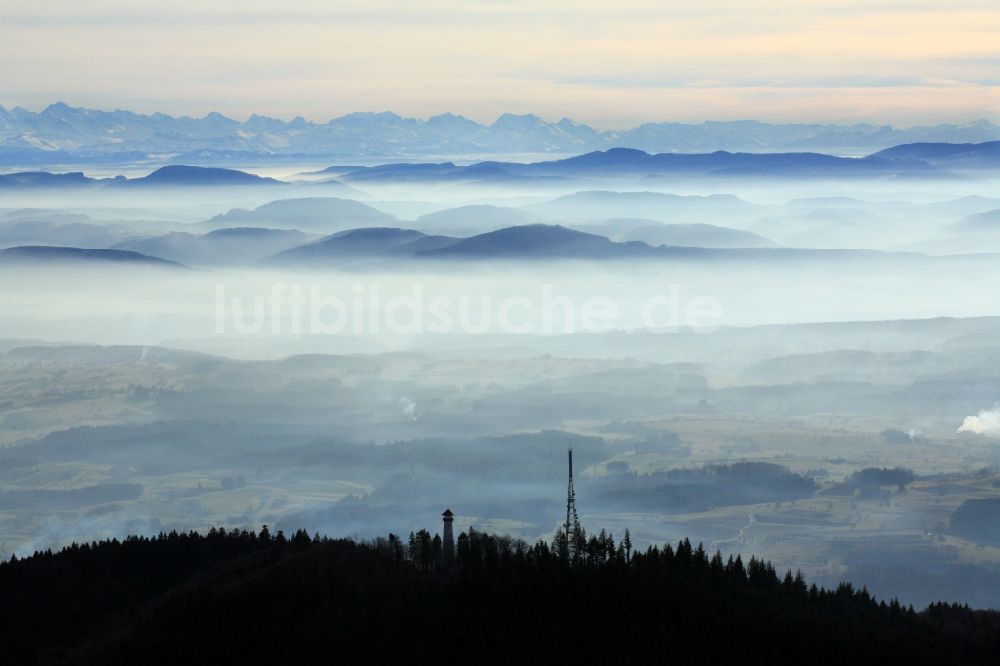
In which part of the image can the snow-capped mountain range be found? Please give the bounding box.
[0,102,997,164]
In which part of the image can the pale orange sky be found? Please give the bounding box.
[1,0,997,127]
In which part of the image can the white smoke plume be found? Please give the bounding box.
[400,397,417,420]
[957,406,1000,435]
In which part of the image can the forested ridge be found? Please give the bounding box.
[1,526,998,665]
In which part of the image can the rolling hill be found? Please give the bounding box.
[0,245,183,267]
[266,227,458,265]
[0,171,106,189]
[871,141,1000,168]
[416,224,622,258]
[0,219,123,249]
[113,227,312,266]
[332,142,998,185]
[415,204,542,235]
[124,165,280,187]
[526,190,762,223]
[955,209,1000,233]
[622,223,776,248]
[204,197,397,233]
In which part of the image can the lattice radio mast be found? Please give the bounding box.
[565,448,581,556]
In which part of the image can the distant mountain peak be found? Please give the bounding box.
[492,113,545,129]
[41,101,72,114]
[202,111,235,121]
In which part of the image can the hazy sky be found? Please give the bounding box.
[1,0,997,127]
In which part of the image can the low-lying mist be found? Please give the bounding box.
[3,160,1000,612]
[3,257,1000,353]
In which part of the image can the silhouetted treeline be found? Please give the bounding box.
[1,525,998,665]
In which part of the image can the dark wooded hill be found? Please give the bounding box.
[1,526,997,665]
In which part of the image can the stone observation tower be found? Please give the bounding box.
[442,508,455,566]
